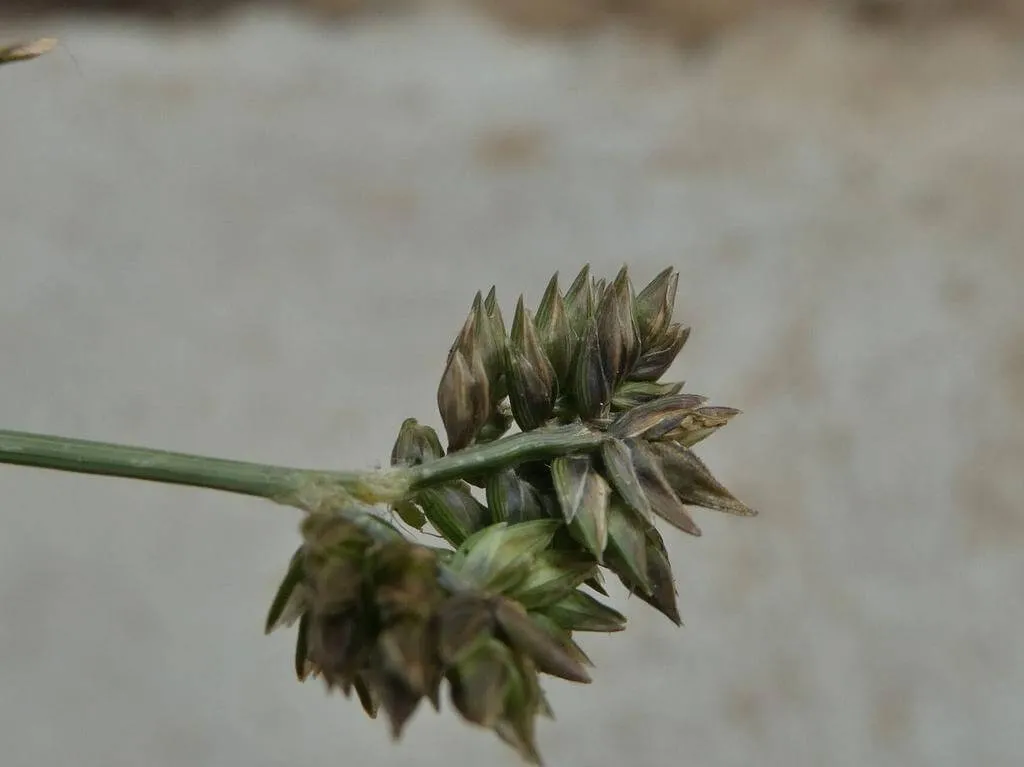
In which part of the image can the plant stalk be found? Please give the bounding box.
[0,429,321,502]
[0,424,604,512]
[406,423,603,488]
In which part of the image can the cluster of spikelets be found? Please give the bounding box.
[265,265,755,764]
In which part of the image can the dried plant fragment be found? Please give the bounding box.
[0,38,57,66]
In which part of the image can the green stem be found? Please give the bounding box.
[0,429,320,503]
[407,424,603,489]
[0,423,604,512]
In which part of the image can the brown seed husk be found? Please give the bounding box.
[629,439,703,537]
[608,393,708,440]
[653,441,757,517]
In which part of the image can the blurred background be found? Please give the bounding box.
[2,2,1022,766]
